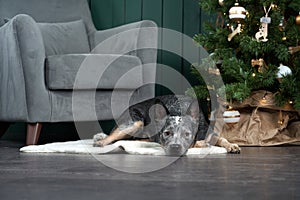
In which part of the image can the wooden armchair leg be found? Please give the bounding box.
[26,123,43,145]
[0,122,11,139]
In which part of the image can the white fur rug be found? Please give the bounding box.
[20,140,227,156]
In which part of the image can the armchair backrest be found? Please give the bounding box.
[0,0,96,35]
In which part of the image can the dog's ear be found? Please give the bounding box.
[145,100,168,138]
[186,100,200,120]
[154,100,169,120]
[148,99,169,122]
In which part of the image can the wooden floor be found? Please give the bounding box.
[0,140,299,200]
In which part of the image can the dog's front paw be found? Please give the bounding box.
[93,133,107,142]
[93,133,108,147]
[226,143,241,154]
[193,140,209,148]
[93,140,106,147]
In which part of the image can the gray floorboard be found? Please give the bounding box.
[0,140,299,200]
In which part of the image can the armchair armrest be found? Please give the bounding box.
[89,20,158,86]
[0,14,51,122]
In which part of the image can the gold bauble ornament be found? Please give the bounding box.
[296,12,300,25]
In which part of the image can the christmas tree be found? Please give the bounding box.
[187,0,300,110]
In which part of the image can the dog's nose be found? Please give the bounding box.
[169,144,181,150]
[166,144,184,156]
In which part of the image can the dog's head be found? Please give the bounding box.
[154,100,200,156]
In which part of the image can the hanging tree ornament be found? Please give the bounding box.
[278,16,286,32]
[228,23,242,41]
[278,16,287,41]
[219,0,224,7]
[251,58,267,73]
[296,12,300,25]
[255,4,273,42]
[223,106,241,125]
[227,1,247,41]
[288,45,300,54]
[229,1,247,22]
[289,39,300,54]
[276,63,292,82]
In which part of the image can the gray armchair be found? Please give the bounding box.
[0,0,157,145]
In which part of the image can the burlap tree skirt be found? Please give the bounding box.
[218,91,300,146]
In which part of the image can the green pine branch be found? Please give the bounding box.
[189,0,300,110]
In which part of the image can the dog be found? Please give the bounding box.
[94,95,241,156]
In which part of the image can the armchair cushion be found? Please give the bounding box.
[38,20,90,56]
[46,54,143,90]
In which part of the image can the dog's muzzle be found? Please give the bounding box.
[165,144,186,156]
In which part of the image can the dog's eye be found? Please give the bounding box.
[164,131,172,137]
[184,132,190,137]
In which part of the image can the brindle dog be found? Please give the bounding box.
[94,95,241,155]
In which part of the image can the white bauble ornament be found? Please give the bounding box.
[229,2,247,22]
[223,110,240,124]
[276,63,292,79]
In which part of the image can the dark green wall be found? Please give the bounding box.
[91,0,208,36]
[91,0,210,95]
[2,0,212,143]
